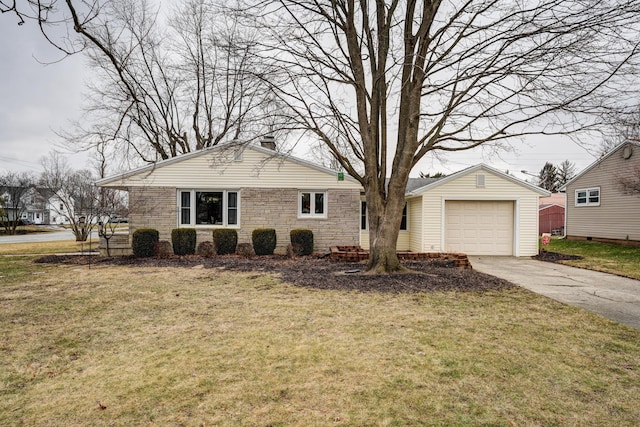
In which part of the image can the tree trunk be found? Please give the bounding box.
[365,185,408,273]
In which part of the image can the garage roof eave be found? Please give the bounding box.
[408,163,551,196]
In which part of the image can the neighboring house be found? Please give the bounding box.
[22,187,49,224]
[561,141,640,245]
[538,193,566,235]
[1,187,75,225]
[97,142,548,256]
[46,192,74,225]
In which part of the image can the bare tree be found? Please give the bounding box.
[50,0,273,166]
[616,165,640,195]
[0,171,36,235]
[40,152,101,241]
[238,0,640,272]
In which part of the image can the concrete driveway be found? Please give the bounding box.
[469,256,640,330]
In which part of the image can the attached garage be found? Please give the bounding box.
[405,164,549,257]
[359,164,548,256]
[445,200,514,255]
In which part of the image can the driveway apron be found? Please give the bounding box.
[469,256,640,330]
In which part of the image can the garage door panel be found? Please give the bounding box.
[445,201,514,255]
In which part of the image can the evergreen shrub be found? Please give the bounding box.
[252,228,277,255]
[290,229,313,256]
[132,228,159,257]
[171,228,196,255]
[212,229,238,255]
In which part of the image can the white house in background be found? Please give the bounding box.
[97,141,549,256]
[2,187,75,225]
[46,192,74,225]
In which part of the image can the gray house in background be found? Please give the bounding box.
[561,141,640,246]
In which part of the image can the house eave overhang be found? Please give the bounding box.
[95,142,361,187]
[405,163,550,197]
[559,140,640,192]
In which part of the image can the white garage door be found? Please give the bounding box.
[445,201,514,255]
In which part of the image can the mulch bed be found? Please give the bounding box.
[34,254,514,294]
[534,251,584,262]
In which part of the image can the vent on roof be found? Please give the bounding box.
[476,174,486,188]
[260,135,276,150]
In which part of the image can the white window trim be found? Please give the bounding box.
[575,187,600,207]
[177,189,241,228]
[298,190,328,219]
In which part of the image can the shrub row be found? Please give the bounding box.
[132,227,314,257]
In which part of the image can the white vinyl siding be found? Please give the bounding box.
[408,197,423,252]
[103,147,362,191]
[417,169,541,257]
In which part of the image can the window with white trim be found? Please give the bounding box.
[299,191,327,218]
[361,201,407,231]
[179,190,239,226]
[575,187,600,207]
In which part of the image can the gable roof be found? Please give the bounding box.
[406,163,550,196]
[96,142,360,187]
[405,177,442,193]
[559,140,640,191]
[539,203,565,211]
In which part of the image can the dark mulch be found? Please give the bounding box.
[35,254,514,293]
[534,250,584,262]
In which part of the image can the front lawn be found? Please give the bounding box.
[0,240,99,256]
[542,238,640,280]
[1,255,639,426]
[0,225,56,236]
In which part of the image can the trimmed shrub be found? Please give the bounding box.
[132,228,159,257]
[171,228,196,255]
[155,240,173,258]
[212,228,238,255]
[252,228,277,255]
[196,241,215,257]
[290,229,313,256]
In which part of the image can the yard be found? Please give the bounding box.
[1,247,639,426]
[540,238,640,280]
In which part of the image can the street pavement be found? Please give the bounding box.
[0,227,97,244]
[470,256,640,330]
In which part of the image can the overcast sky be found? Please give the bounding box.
[0,17,92,175]
[1,14,604,182]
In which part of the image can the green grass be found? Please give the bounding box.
[1,255,639,426]
[543,238,640,280]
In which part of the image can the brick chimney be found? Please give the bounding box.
[260,135,276,150]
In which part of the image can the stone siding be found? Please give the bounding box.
[128,187,177,241]
[127,186,360,254]
[238,188,360,253]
